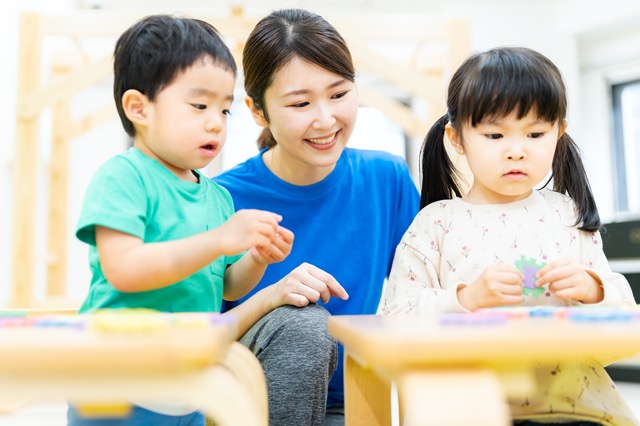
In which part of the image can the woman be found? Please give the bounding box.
[215,9,420,425]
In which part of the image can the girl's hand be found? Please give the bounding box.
[249,226,294,264]
[265,263,349,309]
[535,257,604,304]
[458,263,524,311]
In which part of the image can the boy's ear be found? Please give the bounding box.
[445,123,465,155]
[121,89,149,127]
[245,96,268,127]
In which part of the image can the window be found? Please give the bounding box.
[611,80,640,214]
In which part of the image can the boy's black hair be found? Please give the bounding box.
[420,46,600,232]
[113,15,237,137]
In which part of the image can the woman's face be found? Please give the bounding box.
[251,56,359,185]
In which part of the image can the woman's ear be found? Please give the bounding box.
[245,96,269,127]
[121,89,149,127]
[445,123,465,155]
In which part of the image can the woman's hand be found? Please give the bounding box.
[457,263,524,311]
[535,257,604,304]
[265,263,349,309]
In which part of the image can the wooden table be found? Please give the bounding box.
[328,307,640,426]
[0,310,267,425]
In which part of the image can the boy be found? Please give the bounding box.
[70,15,293,425]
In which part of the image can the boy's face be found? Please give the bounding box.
[136,57,235,181]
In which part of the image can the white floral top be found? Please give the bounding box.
[383,189,638,425]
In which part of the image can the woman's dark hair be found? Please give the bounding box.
[242,9,355,149]
[113,15,237,137]
[420,46,600,232]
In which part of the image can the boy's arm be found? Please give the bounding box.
[96,210,283,292]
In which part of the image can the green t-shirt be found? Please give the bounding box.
[76,148,240,313]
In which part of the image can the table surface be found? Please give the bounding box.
[328,306,640,369]
[0,310,237,375]
[0,310,267,426]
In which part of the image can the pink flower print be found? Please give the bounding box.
[481,226,489,239]
[554,242,561,255]
[408,266,416,281]
[512,238,518,250]
[447,260,456,273]
[461,245,471,258]
[539,247,548,261]
[538,214,545,223]
[430,240,440,252]
[592,235,600,246]
[466,209,472,220]
[498,213,507,226]
[439,202,447,209]
[408,231,417,239]
[434,219,444,230]
[570,234,577,245]
[586,261,593,268]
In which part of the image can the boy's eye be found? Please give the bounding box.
[222,109,231,116]
[290,101,309,108]
[192,104,206,110]
[529,132,544,138]
[486,134,502,140]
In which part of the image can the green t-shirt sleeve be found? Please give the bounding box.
[76,156,147,246]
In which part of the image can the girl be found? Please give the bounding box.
[382,47,637,425]
[214,8,420,426]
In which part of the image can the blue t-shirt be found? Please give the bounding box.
[214,147,419,406]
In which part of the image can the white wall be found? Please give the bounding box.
[2,0,639,307]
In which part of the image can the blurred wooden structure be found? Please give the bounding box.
[10,9,469,307]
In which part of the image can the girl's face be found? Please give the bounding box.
[133,57,235,182]
[249,56,359,185]
[447,109,566,204]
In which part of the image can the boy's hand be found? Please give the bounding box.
[535,256,604,303]
[249,226,294,264]
[265,263,349,309]
[458,263,524,311]
[216,209,282,255]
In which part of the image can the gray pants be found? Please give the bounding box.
[239,304,339,426]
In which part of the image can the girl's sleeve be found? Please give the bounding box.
[381,209,469,314]
[580,229,636,307]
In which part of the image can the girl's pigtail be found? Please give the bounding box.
[257,128,277,150]
[551,133,601,232]
[419,115,463,209]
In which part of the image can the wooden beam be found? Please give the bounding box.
[70,103,118,140]
[357,86,427,140]
[18,55,112,119]
[10,13,42,308]
[45,59,74,299]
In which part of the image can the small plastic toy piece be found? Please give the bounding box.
[515,255,546,299]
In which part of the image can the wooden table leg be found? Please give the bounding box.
[344,353,391,426]
[0,368,266,426]
[398,369,510,426]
